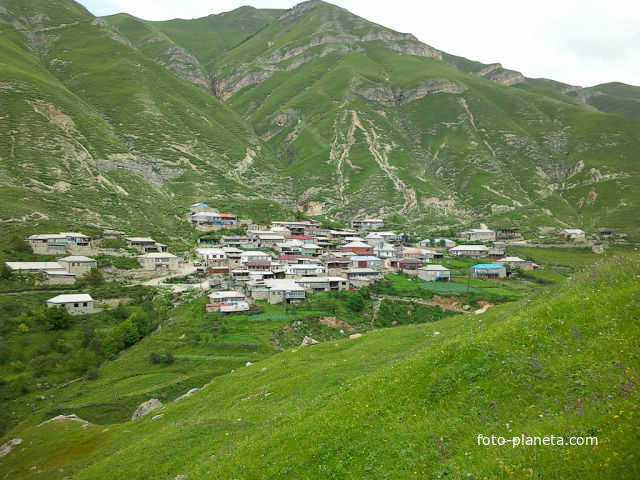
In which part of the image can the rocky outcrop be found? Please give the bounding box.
[474,63,524,86]
[301,336,319,346]
[359,80,467,106]
[38,414,88,426]
[132,399,162,420]
[91,18,132,47]
[174,388,199,403]
[0,438,23,458]
[159,45,210,90]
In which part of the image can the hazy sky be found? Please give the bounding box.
[77,0,640,87]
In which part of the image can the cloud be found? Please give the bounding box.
[77,0,640,86]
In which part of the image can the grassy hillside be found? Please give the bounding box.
[0,255,638,478]
[0,0,289,242]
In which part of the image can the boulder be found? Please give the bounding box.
[349,333,363,340]
[301,336,319,347]
[38,414,87,426]
[131,399,162,420]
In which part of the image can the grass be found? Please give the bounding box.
[0,255,638,478]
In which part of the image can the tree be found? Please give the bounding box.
[0,263,12,281]
[347,292,365,312]
[44,306,73,330]
[83,268,105,286]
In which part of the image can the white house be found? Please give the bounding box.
[58,256,97,275]
[496,256,534,271]
[557,229,586,241]
[137,252,180,271]
[448,245,490,258]
[460,228,496,242]
[196,248,227,265]
[46,294,94,315]
[284,263,326,278]
[296,276,349,292]
[352,218,384,231]
[417,265,451,282]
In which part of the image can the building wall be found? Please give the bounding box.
[45,275,76,285]
[62,261,97,275]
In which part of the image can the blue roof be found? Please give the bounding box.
[193,202,209,207]
[471,263,505,269]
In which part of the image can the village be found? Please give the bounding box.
[3,202,609,317]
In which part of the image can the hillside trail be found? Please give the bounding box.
[372,294,465,312]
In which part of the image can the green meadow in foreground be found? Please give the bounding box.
[0,254,638,479]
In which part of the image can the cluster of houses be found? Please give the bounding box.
[9,210,603,316]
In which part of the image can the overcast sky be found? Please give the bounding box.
[77,0,640,87]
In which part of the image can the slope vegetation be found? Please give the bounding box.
[1,255,638,479]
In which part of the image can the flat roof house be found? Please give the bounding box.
[350,256,384,270]
[240,251,272,265]
[284,263,326,278]
[125,237,168,253]
[448,245,490,258]
[43,270,76,285]
[4,262,65,274]
[296,276,349,292]
[470,263,506,279]
[496,256,534,271]
[27,232,92,254]
[46,294,94,315]
[460,228,496,242]
[340,241,374,255]
[263,279,306,304]
[417,265,450,282]
[189,212,237,231]
[206,291,249,313]
[58,256,97,275]
[557,229,586,241]
[196,248,227,265]
[496,228,523,239]
[352,218,384,231]
[398,258,423,272]
[137,252,180,271]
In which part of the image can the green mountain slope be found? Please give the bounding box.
[1,0,639,236]
[103,0,640,231]
[1,255,638,478]
[0,0,287,241]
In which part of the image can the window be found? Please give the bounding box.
[74,303,79,307]
[83,302,87,306]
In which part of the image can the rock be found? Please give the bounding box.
[0,438,23,458]
[152,414,164,420]
[131,399,163,420]
[179,334,186,339]
[245,362,253,367]
[260,367,267,372]
[38,414,87,426]
[339,329,344,335]
[462,305,471,311]
[174,475,186,480]
[301,336,319,347]
[433,331,440,336]
[174,388,199,403]
[349,333,362,340]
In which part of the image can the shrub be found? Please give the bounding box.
[149,352,176,365]
[43,306,74,330]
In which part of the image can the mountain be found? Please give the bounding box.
[1,0,639,237]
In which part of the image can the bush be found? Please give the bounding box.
[43,306,74,330]
[84,268,105,286]
[149,352,176,365]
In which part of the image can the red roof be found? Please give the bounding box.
[219,213,236,218]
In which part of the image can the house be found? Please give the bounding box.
[27,232,92,254]
[364,233,384,248]
[398,258,423,272]
[377,231,402,244]
[300,243,322,256]
[222,247,243,267]
[206,291,249,313]
[296,276,349,292]
[448,245,490,258]
[278,254,316,264]
[323,257,352,274]
[351,218,384,231]
[269,221,313,235]
[46,294,93,315]
[496,228,523,239]
[328,230,359,240]
[240,251,271,265]
[345,268,381,284]
[284,264,326,278]
[340,241,374,255]
[434,238,456,248]
[125,237,168,253]
[350,256,384,270]
[43,270,76,285]
[220,235,251,248]
[196,248,227,265]
[231,269,251,282]
[599,228,614,238]
[417,265,450,282]
[58,256,97,275]
[190,202,213,213]
[460,228,496,242]
[496,256,534,271]
[557,229,586,241]
[189,211,237,230]
[401,247,435,261]
[4,262,65,274]
[261,279,306,304]
[374,244,397,259]
[276,241,302,254]
[253,232,286,247]
[246,260,272,271]
[137,252,180,271]
[470,264,507,279]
